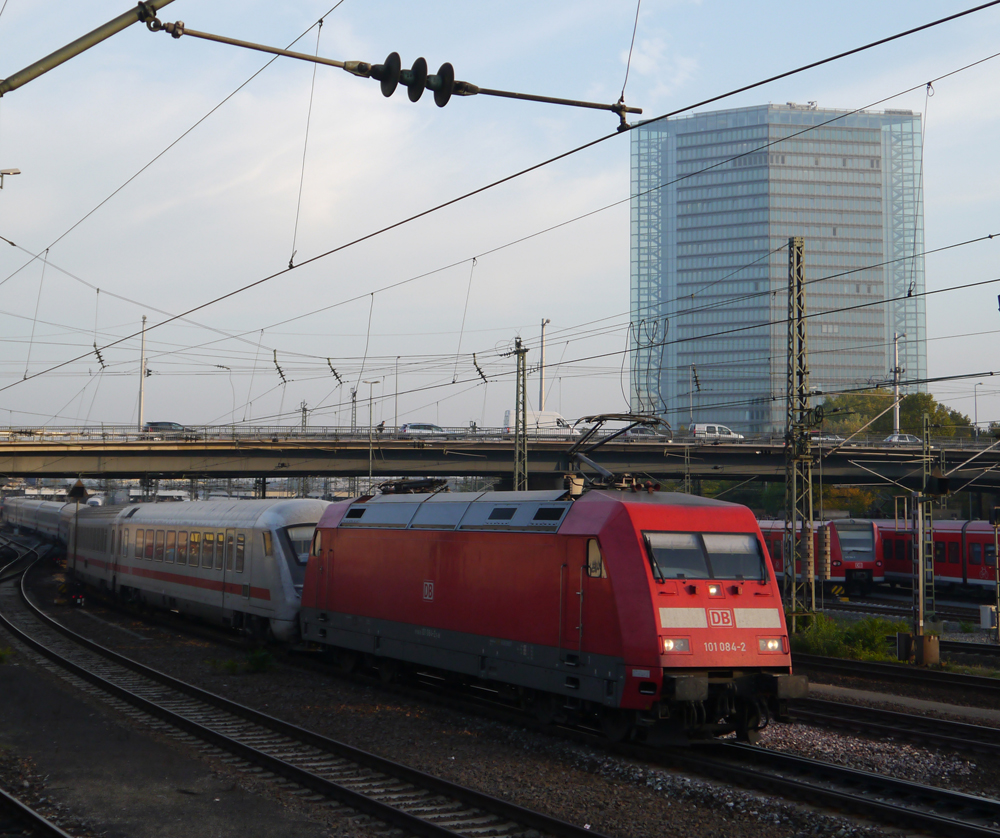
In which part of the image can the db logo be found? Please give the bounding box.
[708,608,734,627]
[423,580,435,601]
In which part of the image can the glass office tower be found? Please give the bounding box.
[630,103,926,434]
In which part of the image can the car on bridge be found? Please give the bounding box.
[883,433,922,446]
[141,422,197,440]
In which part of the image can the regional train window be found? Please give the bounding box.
[165,531,176,563]
[189,531,201,566]
[135,529,144,559]
[644,533,710,580]
[284,525,315,565]
[235,534,245,573]
[154,530,165,562]
[202,532,215,568]
[895,540,906,562]
[703,533,766,581]
[177,532,188,565]
[988,545,997,568]
[971,543,983,565]
[949,542,960,564]
[934,542,945,564]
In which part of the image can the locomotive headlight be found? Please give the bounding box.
[707,583,723,597]
[758,637,783,653]
[661,637,690,653]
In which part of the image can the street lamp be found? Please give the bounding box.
[363,379,380,487]
[975,382,984,437]
[0,168,20,188]
[539,318,550,412]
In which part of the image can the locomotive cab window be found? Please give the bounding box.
[644,532,766,581]
[586,539,607,578]
[703,533,766,580]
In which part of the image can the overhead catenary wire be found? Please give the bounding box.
[289,17,324,270]
[5,2,998,398]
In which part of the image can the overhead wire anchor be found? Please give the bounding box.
[273,350,287,384]
[327,360,343,385]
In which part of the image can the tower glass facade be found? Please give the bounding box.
[630,104,926,433]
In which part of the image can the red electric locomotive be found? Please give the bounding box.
[757,519,883,593]
[301,489,806,743]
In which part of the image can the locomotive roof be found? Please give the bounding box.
[329,488,747,533]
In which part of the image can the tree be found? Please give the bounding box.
[819,390,971,439]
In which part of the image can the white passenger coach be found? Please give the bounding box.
[2,497,329,640]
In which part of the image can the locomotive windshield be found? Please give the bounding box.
[644,531,766,581]
[835,525,873,553]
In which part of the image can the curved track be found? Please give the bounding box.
[0,551,611,838]
[0,785,76,838]
[7,538,1000,837]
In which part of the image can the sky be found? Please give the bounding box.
[0,0,998,433]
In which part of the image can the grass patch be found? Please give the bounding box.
[790,615,909,661]
[245,648,274,673]
[208,658,241,675]
[208,650,274,675]
[940,661,1000,678]
[959,621,976,634]
[0,646,13,664]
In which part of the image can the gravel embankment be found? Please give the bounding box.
[5,564,992,838]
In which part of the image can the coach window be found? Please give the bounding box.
[154,530,165,562]
[235,534,245,573]
[988,545,997,568]
[135,529,145,560]
[948,542,960,564]
[263,531,273,557]
[189,531,201,567]
[177,532,188,565]
[165,531,176,563]
[225,531,235,572]
[586,539,607,578]
[895,540,906,562]
[215,532,226,570]
[121,529,128,558]
[970,543,983,565]
[882,537,892,560]
[933,542,945,564]
[145,530,155,561]
[202,532,215,569]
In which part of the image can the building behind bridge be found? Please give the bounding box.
[630,103,927,434]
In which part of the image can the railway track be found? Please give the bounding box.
[0,553,612,838]
[8,542,1000,838]
[822,597,980,624]
[789,697,1000,755]
[792,652,1000,695]
[0,786,76,838]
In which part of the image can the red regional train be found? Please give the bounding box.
[756,519,883,593]
[300,489,806,743]
[877,518,999,592]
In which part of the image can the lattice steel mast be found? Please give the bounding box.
[784,237,815,624]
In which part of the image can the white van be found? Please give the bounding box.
[689,423,744,441]
[503,410,580,438]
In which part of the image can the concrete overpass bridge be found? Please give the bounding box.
[1,426,999,493]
